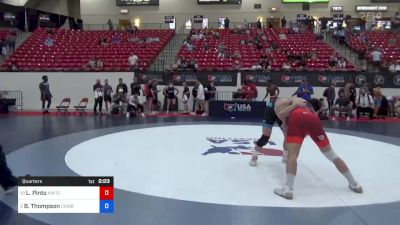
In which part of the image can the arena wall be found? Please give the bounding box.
[80,0,400,29]
[1,72,399,111]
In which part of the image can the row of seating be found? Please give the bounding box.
[2,28,175,71]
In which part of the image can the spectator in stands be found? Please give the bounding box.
[6,34,16,52]
[204,42,210,52]
[224,17,230,29]
[232,50,241,59]
[391,12,400,31]
[100,38,108,46]
[279,32,287,40]
[186,41,195,52]
[388,60,400,73]
[251,61,262,70]
[192,83,198,112]
[309,49,317,61]
[93,79,103,115]
[281,16,287,28]
[39,75,52,115]
[116,78,128,94]
[177,56,188,69]
[373,85,383,118]
[356,87,374,119]
[107,19,113,30]
[331,91,353,121]
[127,94,145,117]
[96,58,104,69]
[337,57,347,69]
[130,76,141,96]
[10,62,19,71]
[87,58,97,69]
[369,48,383,69]
[152,80,160,112]
[133,26,139,33]
[188,58,199,72]
[44,36,54,47]
[323,82,336,114]
[256,19,262,29]
[127,36,140,43]
[112,35,121,44]
[282,61,292,71]
[103,79,113,112]
[128,53,139,71]
[108,89,127,115]
[233,59,241,70]
[292,79,313,100]
[192,33,205,41]
[329,53,338,68]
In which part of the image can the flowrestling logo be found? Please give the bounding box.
[223,103,252,112]
[202,137,283,156]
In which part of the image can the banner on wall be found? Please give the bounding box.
[240,71,400,88]
[167,71,237,86]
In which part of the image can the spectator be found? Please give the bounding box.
[309,49,317,61]
[182,82,190,114]
[251,62,262,70]
[107,19,113,30]
[127,36,140,43]
[87,58,97,69]
[128,53,139,71]
[323,82,336,114]
[6,34,16,52]
[316,98,329,120]
[394,97,400,117]
[281,16,287,28]
[388,60,400,73]
[108,89,128,115]
[204,81,216,116]
[356,87,374,119]
[10,62,19,71]
[39,75,52,115]
[232,50,241,59]
[331,91,353,121]
[292,79,314,100]
[188,58,199,72]
[144,79,154,113]
[282,61,292,71]
[369,48,383,68]
[279,32,287,40]
[256,41,263,51]
[344,80,356,107]
[204,42,210,52]
[233,59,241,69]
[152,80,160,112]
[256,19,262,29]
[164,81,179,114]
[93,79,103,115]
[337,57,347,69]
[130,76,141,96]
[224,17,230,29]
[194,80,206,116]
[100,38,109,46]
[103,79,113,112]
[373,85,383,118]
[329,53,338,67]
[192,83,198,112]
[186,41,195,52]
[127,94,145,117]
[116,78,128,94]
[44,36,54,47]
[96,58,104,69]
[391,12,400,31]
[112,35,121,44]
[133,25,139,33]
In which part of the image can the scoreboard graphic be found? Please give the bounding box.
[18,176,114,213]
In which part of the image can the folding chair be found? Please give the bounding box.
[56,98,71,115]
[73,98,88,115]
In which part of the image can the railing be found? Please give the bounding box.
[0,90,23,110]
[216,91,234,101]
[83,23,172,31]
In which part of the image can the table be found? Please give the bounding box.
[0,98,16,114]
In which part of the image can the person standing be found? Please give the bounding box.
[204,81,217,116]
[262,80,280,102]
[130,76,142,96]
[224,17,230,29]
[195,80,206,116]
[292,79,314,100]
[0,144,17,193]
[103,79,113,112]
[192,83,198,113]
[152,80,161,113]
[93,79,103,115]
[323,82,336,115]
[128,53,139,71]
[281,16,287,28]
[356,87,374,119]
[164,81,179,114]
[116,78,128,94]
[39,75,52,115]
[182,82,190,114]
[144,79,154,114]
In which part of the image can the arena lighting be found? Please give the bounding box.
[257,17,263,22]
[134,18,140,27]
[120,9,129,14]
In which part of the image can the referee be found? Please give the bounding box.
[0,144,17,193]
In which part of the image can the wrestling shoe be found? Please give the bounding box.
[282,151,288,164]
[349,184,363,193]
[274,186,293,200]
[249,154,258,167]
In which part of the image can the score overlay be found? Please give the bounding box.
[18,176,114,213]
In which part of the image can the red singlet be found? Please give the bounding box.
[286,107,330,148]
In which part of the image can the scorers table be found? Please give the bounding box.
[18,176,114,214]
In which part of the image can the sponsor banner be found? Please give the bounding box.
[137,72,165,84]
[240,71,400,88]
[167,71,237,86]
[209,100,265,119]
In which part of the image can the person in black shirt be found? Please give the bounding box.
[152,81,160,112]
[39,75,52,115]
[116,78,128,94]
[192,83,198,112]
[103,79,113,112]
[182,82,190,114]
[130,76,141,96]
[108,89,128,115]
[164,81,179,114]
[331,91,353,120]
[204,81,217,116]
[0,144,17,193]
[256,19,262,29]
[93,79,104,115]
[224,17,230,29]
[281,16,287,28]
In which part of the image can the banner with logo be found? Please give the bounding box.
[167,71,237,86]
[209,100,265,119]
[240,71,400,88]
[137,72,165,85]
